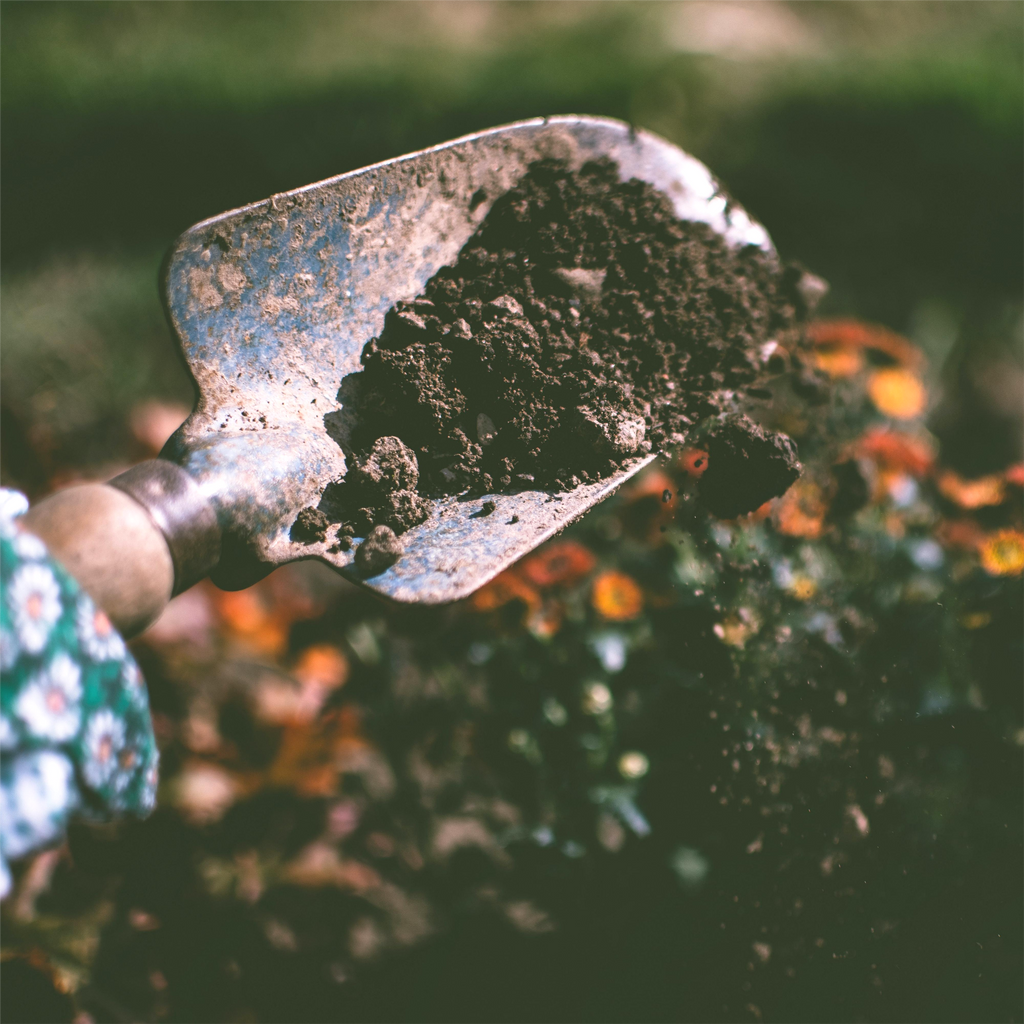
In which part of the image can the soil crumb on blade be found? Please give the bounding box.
[291,506,330,544]
[698,417,801,519]
[355,525,403,577]
[345,436,431,534]
[319,156,821,556]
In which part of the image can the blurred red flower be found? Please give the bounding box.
[520,541,596,588]
[471,571,541,613]
[807,319,924,369]
[773,480,827,539]
[856,428,935,477]
[678,449,709,479]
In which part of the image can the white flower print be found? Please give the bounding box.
[76,598,126,663]
[0,626,19,672]
[140,753,160,813]
[12,529,48,561]
[105,741,150,811]
[0,714,16,751]
[0,750,77,859]
[15,653,82,742]
[7,562,62,654]
[0,488,29,523]
[82,709,126,789]
[119,661,148,709]
[0,492,26,553]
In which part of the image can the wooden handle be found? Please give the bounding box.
[21,483,176,639]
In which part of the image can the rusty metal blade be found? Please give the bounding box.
[159,115,772,602]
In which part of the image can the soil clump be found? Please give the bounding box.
[290,506,330,544]
[354,525,403,576]
[294,157,821,562]
[697,416,801,519]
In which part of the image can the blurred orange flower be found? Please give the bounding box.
[856,428,935,477]
[294,644,348,691]
[471,571,540,613]
[592,570,644,620]
[741,499,775,523]
[268,726,337,794]
[1003,463,1024,487]
[520,541,596,588]
[867,368,926,420]
[626,468,678,506]
[216,588,266,633]
[807,320,924,369]
[788,576,817,600]
[267,707,367,796]
[813,346,863,379]
[979,529,1024,576]
[773,481,827,539]
[215,589,288,657]
[937,471,1005,509]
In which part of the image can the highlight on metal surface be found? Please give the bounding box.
[157,115,774,603]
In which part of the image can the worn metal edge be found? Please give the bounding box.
[278,454,658,605]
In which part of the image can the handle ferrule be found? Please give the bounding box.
[109,460,221,595]
[20,460,221,638]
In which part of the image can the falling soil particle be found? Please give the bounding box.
[697,416,801,519]
[354,525,403,576]
[309,156,820,544]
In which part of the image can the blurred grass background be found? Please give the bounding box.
[1,0,1022,485]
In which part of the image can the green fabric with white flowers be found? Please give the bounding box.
[0,500,157,896]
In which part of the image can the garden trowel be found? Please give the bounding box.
[22,115,773,636]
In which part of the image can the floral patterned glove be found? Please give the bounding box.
[0,488,158,897]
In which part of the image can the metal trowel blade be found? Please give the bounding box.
[160,115,772,603]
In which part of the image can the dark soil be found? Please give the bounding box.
[354,524,403,576]
[290,506,330,543]
[697,416,801,519]
[343,436,431,534]
[295,157,820,551]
